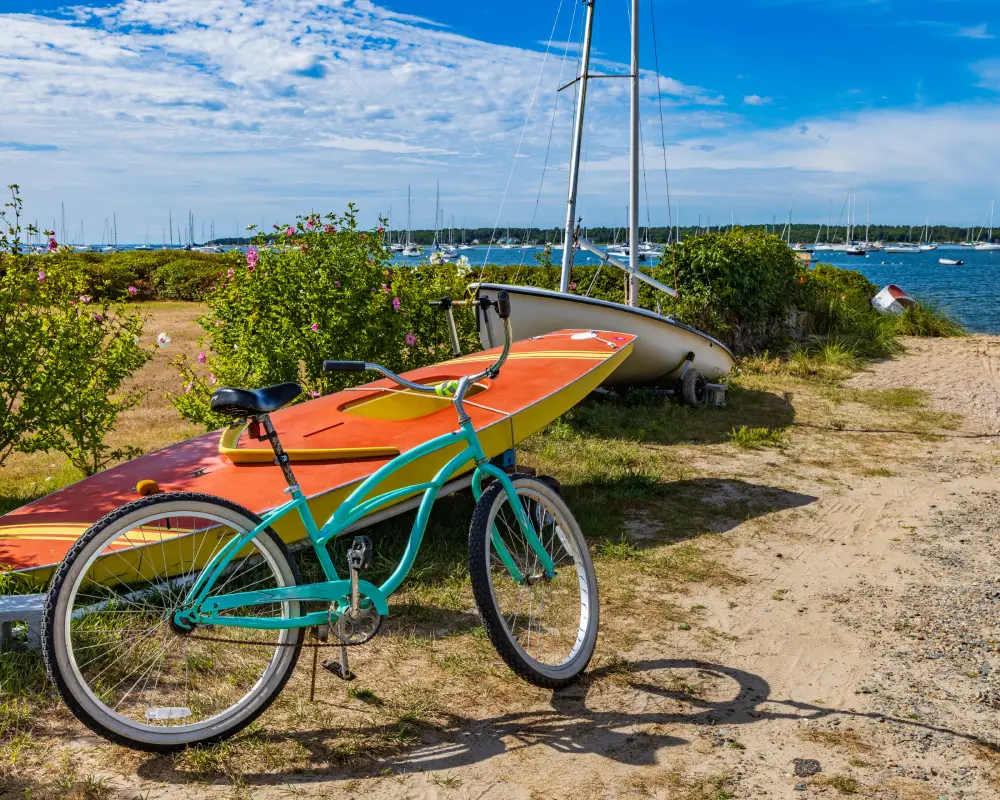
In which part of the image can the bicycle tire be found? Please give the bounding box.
[43,492,304,753]
[468,475,598,688]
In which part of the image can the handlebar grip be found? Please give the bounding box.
[496,290,511,320]
[429,296,453,310]
[323,360,367,372]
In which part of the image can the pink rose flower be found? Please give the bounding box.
[197,351,207,364]
[285,227,295,237]
[246,247,258,269]
[47,237,58,252]
[377,226,384,233]
[381,284,390,294]
[392,297,401,311]
[306,219,314,229]
[405,333,417,346]
[227,268,234,278]
[127,285,138,296]
[334,280,341,288]
[308,391,320,398]
[569,282,577,290]
[325,224,336,234]
[37,271,46,282]
[79,295,91,304]
[311,323,320,332]
[209,373,217,385]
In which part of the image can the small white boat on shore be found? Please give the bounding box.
[872,284,916,315]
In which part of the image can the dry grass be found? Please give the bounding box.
[800,727,877,756]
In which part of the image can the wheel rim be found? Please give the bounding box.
[485,485,593,676]
[59,508,298,738]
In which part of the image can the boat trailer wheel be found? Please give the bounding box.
[680,368,707,408]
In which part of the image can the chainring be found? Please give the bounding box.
[331,606,382,645]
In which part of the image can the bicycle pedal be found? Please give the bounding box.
[320,659,355,681]
[347,535,373,571]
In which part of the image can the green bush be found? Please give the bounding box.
[796,262,877,310]
[171,208,473,429]
[655,228,799,351]
[0,185,153,474]
[153,255,225,300]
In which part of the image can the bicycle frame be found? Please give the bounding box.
[175,417,556,632]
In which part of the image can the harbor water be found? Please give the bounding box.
[102,242,1000,334]
[808,246,1000,334]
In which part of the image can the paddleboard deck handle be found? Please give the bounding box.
[322,361,367,372]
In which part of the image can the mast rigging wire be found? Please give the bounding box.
[511,0,582,285]
[648,0,674,241]
[480,0,568,278]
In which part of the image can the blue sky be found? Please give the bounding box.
[1,0,999,241]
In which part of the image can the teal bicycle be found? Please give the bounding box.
[42,292,599,752]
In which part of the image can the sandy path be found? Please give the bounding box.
[848,334,1000,434]
[63,336,1000,799]
[344,337,1000,799]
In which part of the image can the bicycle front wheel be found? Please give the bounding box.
[468,475,598,688]
[42,492,304,753]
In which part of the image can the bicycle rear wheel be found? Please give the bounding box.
[43,492,303,753]
[468,475,598,688]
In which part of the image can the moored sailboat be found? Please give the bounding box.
[471,0,734,395]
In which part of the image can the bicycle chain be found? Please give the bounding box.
[182,630,371,648]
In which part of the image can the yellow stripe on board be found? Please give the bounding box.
[0,526,198,543]
[450,351,611,365]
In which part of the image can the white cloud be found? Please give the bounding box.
[0,0,728,238]
[1,0,999,235]
[312,136,457,155]
[973,59,1000,90]
[957,23,993,40]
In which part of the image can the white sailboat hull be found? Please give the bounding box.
[472,284,735,385]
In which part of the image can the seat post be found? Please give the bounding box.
[257,414,299,492]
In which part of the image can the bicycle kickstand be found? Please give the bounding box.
[320,536,372,682]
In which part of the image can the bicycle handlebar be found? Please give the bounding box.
[323,291,513,400]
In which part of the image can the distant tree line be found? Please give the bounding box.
[209,223,990,247]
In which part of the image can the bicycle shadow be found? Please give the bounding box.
[136,655,995,787]
[567,476,817,550]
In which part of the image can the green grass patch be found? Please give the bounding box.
[821,774,861,795]
[597,536,643,560]
[728,425,786,449]
[897,301,967,338]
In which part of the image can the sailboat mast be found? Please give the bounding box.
[627,0,640,307]
[407,185,412,247]
[559,0,596,293]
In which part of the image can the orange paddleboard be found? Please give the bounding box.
[0,330,635,578]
